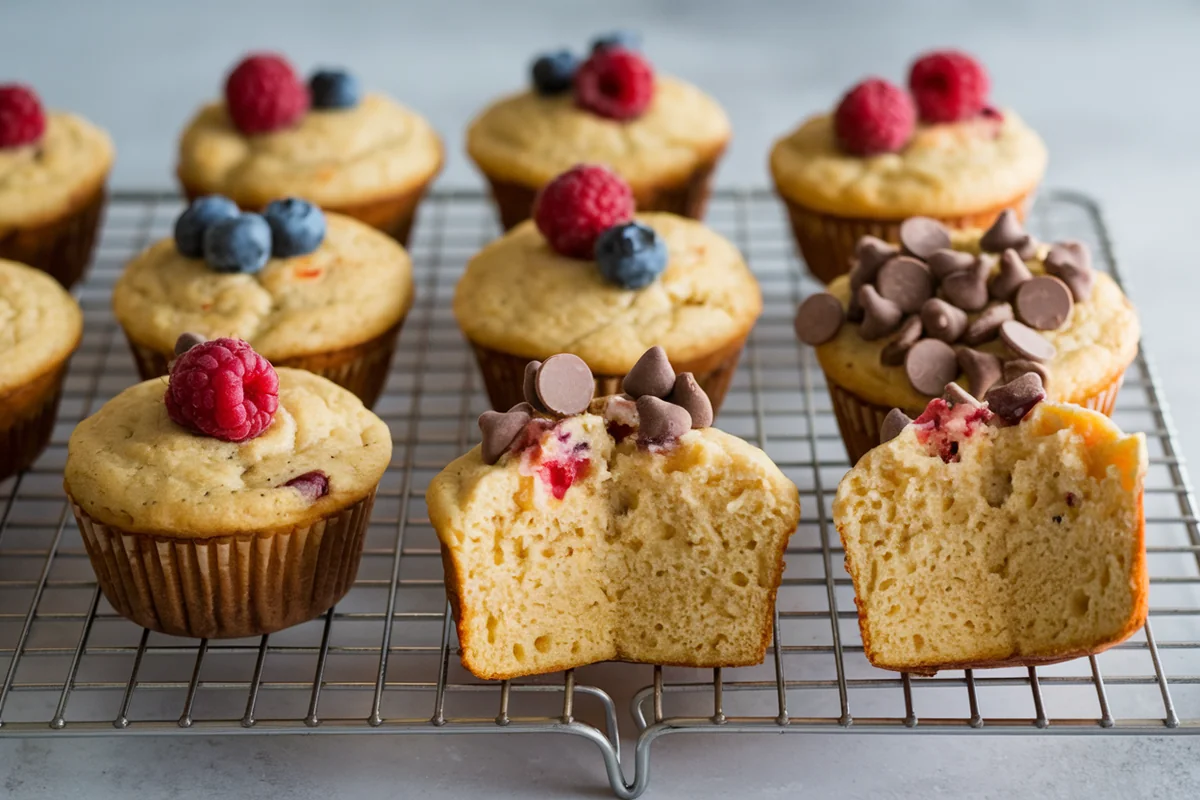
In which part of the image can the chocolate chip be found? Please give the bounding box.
[857,284,904,340]
[876,256,934,314]
[667,372,713,428]
[1015,275,1073,330]
[988,249,1033,301]
[523,360,546,411]
[941,260,991,311]
[999,320,1057,362]
[880,408,913,444]
[636,396,692,445]
[927,249,977,281]
[794,293,845,346]
[174,332,206,356]
[1013,235,1038,261]
[880,315,923,366]
[962,302,1014,346]
[479,407,532,465]
[846,292,865,323]
[284,470,330,501]
[984,372,1047,425]
[980,209,1032,254]
[536,354,595,415]
[904,339,959,396]
[1003,359,1049,388]
[853,235,900,282]
[957,348,1004,398]
[919,298,968,343]
[509,401,535,416]
[622,346,675,398]
[899,217,951,259]
[942,382,982,408]
[1044,241,1094,302]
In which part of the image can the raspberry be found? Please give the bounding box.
[909,50,990,124]
[834,78,916,156]
[0,84,46,148]
[224,53,309,135]
[165,338,280,442]
[533,165,635,259]
[574,48,654,121]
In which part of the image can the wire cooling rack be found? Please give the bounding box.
[0,189,1197,798]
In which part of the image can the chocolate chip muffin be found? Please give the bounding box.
[795,212,1139,463]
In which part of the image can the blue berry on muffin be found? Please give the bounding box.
[531,51,579,95]
[264,197,326,257]
[174,195,240,258]
[309,69,361,110]
[203,213,272,274]
[595,221,667,289]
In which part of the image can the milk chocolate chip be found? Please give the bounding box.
[920,298,968,343]
[880,408,913,444]
[927,249,977,281]
[667,372,713,428]
[523,360,546,411]
[854,235,900,281]
[858,284,904,340]
[942,382,982,408]
[623,346,675,398]
[479,407,532,465]
[962,302,1014,346]
[1015,275,1073,330]
[795,293,845,346]
[980,209,1037,258]
[636,396,692,445]
[899,217,951,259]
[984,372,1047,425]
[880,315,923,366]
[988,249,1033,301]
[535,354,595,415]
[876,257,934,314]
[941,260,991,311]
[957,347,1003,398]
[1003,359,1049,387]
[174,332,206,356]
[999,320,1057,362]
[905,339,959,396]
[1044,241,1095,302]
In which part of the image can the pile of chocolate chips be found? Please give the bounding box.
[795,210,1095,398]
[478,353,596,464]
[616,346,713,445]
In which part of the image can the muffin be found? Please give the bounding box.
[65,337,392,638]
[112,196,412,407]
[0,84,114,288]
[454,167,761,413]
[794,213,1138,463]
[177,54,442,246]
[427,349,800,679]
[835,383,1147,674]
[467,33,730,229]
[770,50,1047,283]
[0,258,83,481]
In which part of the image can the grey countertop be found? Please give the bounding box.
[3,0,1200,796]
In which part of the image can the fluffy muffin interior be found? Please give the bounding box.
[834,403,1147,673]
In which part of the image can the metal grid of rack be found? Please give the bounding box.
[0,189,1197,798]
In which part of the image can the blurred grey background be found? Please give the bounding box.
[3,0,1200,797]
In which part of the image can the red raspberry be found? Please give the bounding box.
[834,78,916,156]
[165,338,280,442]
[0,84,47,148]
[224,53,309,135]
[909,50,990,124]
[534,165,635,259]
[574,48,654,121]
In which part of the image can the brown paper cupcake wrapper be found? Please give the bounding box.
[0,362,71,483]
[0,184,107,289]
[777,189,1036,285]
[468,337,746,414]
[827,371,1127,465]
[481,149,726,231]
[70,490,377,639]
[124,320,405,409]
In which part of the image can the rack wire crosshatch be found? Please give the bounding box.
[0,189,1197,798]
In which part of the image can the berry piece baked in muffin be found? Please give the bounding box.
[427,348,800,679]
[834,376,1147,673]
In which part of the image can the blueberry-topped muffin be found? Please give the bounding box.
[0,83,114,288]
[467,32,730,228]
[770,50,1047,283]
[177,53,442,245]
[427,348,799,679]
[65,337,392,638]
[112,195,412,407]
[454,166,761,412]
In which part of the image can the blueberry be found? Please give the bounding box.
[590,30,641,52]
[174,195,239,258]
[203,213,272,274]
[263,197,326,257]
[309,69,361,110]
[595,222,667,289]
[531,50,579,95]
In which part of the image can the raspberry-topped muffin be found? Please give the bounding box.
[427,349,799,679]
[0,84,114,288]
[454,166,761,413]
[65,337,392,638]
[467,32,730,229]
[112,196,412,407]
[770,50,1047,283]
[177,53,442,245]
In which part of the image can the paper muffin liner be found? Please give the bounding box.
[123,320,405,409]
[776,189,1037,285]
[69,489,376,639]
[481,149,726,231]
[468,336,746,414]
[826,369,1128,465]
[0,361,71,483]
[0,184,107,290]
